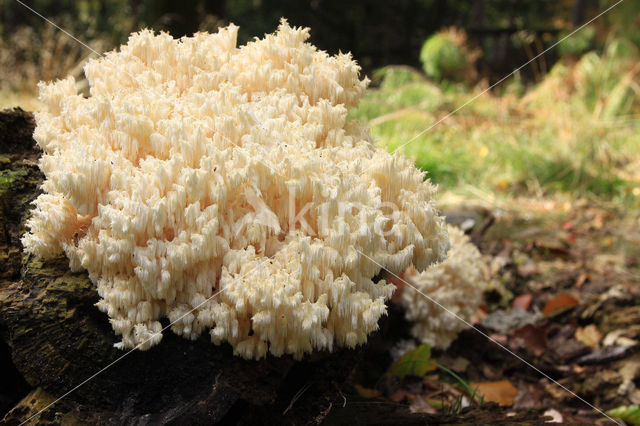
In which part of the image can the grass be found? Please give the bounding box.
[381,344,485,414]
[0,20,104,110]
[351,40,640,207]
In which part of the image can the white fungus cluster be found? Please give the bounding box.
[399,225,488,349]
[22,20,448,359]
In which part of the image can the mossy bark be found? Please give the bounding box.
[0,108,361,425]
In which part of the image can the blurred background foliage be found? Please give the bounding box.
[2,0,638,89]
[0,0,638,203]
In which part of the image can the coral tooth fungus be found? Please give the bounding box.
[23,20,448,359]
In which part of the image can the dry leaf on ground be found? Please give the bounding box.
[543,294,579,316]
[471,380,518,406]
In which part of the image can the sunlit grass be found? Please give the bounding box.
[352,42,640,206]
[0,89,41,111]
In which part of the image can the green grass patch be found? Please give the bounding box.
[352,42,640,204]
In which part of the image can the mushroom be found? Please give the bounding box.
[399,225,488,349]
[22,20,448,359]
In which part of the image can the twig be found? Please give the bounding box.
[282,382,313,416]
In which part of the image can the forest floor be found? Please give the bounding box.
[331,196,640,425]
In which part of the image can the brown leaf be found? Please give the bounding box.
[617,354,640,396]
[517,263,539,278]
[534,237,569,255]
[591,214,604,229]
[409,396,437,414]
[437,356,470,373]
[574,324,602,349]
[515,382,550,409]
[471,380,518,406]
[510,324,548,357]
[551,337,590,362]
[388,388,412,403]
[512,294,533,310]
[481,364,504,381]
[388,272,406,303]
[574,272,589,288]
[543,294,579,316]
[472,306,488,324]
[354,384,381,399]
[489,333,508,345]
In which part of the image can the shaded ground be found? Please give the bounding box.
[335,198,639,424]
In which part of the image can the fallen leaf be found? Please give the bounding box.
[514,382,550,409]
[574,272,589,288]
[386,272,405,289]
[510,324,548,357]
[574,324,602,349]
[551,336,590,362]
[617,354,640,397]
[481,364,503,381]
[483,308,543,334]
[409,395,437,414]
[572,365,585,374]
[517,263,539,278]
[534,237,569,255]
[496,179,509,191]
[592,253,626,272]
[387,344,437,379]
[512,294,533,310]
[543,408,563,423]
[604,330,627,347]
[388,272,406,303]
[489,333,508,345]
[543,294,579,316]
[470,380,518,406]
[388,388,412,403]
[472,305,489,324]
[437,355,470,373]
[591,214,604,230]
[604,329,639,348]
[353,384,381,399]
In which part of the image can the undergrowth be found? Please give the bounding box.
[352,38,640,206]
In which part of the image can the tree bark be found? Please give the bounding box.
[572,0,588,27]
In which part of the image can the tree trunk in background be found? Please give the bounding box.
[128,0,143,34]
[572,0,587,27]
[472,0,485,42]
